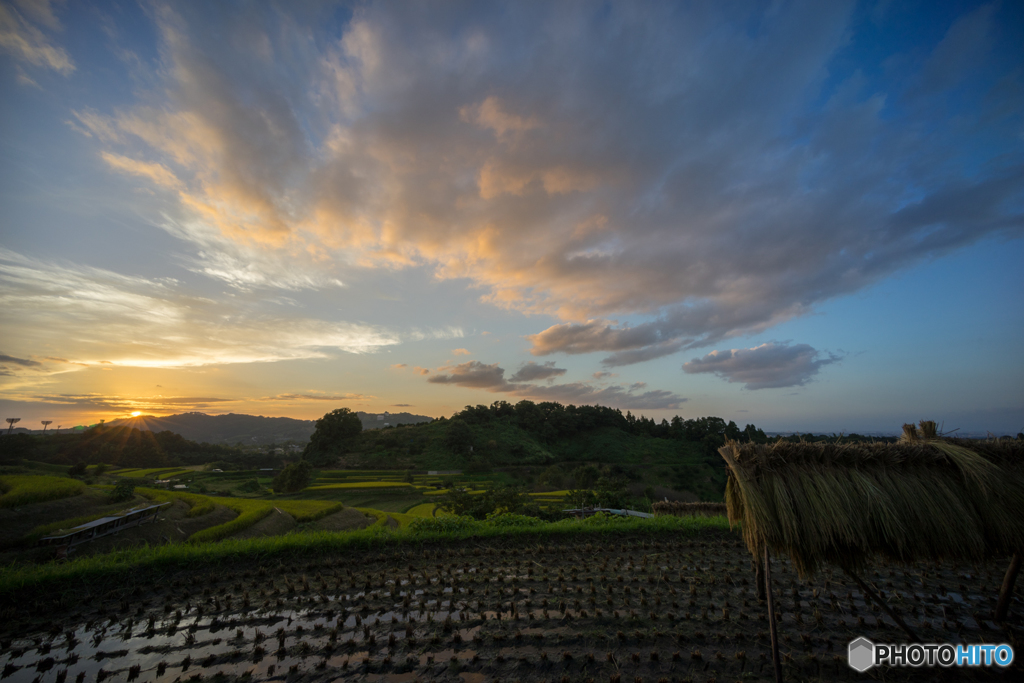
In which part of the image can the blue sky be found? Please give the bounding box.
[1,0,1021,434]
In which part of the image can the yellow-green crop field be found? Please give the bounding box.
[404,502,438,517]
[0,475,85,508]
[137,488,216,517]
[183,496,345,544]
[422,488,487,496]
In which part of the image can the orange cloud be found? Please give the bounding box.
[460,96,540,141]
[101,152,183,190]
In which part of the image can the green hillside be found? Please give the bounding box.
[304,401,771,502]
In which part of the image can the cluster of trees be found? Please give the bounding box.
[451,400,765,442]
[437,485,550,520]
[446,400,768,458]
[273,460,312,493]
[302,408,362,466]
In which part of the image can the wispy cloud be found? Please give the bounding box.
[100,152,183,190]
[683,342,842,390]
[28,393,234,413]
[261,393,374,402]
[0,0,74,74]
[0,248,407,371]
[0,353,41,367]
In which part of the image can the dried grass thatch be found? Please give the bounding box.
[651,501,727,518]
[720,422,1024,577]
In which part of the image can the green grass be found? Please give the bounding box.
[111,467,192,478]
[306,481,417,490]
[284,488,427,512]
[20,461,80,475]
[0,474,85,508]
[0,514,733,598]
[316,469,416,477]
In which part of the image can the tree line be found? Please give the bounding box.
[0,424,276,469]
[445,400,768,456]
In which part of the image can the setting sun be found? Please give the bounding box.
[131,411,142,417]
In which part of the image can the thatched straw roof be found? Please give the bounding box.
[719,423,1024,577]
[652,501,727,518]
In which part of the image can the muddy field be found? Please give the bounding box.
[1,532,1020,682]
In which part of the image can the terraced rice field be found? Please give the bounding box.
[1,532,1018,682]
[0,475,85,508]
[404,504,439,518]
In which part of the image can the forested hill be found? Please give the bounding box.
[105,411,433,445]
[106,413,314,445]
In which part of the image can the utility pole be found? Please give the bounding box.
[6,418,21,434]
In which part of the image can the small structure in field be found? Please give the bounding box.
[40,502,170,554]
[562,507,654,519]
[719,422,1024,682]
[651,501,726,517]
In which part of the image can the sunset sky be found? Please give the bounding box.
[1,0,1022,434]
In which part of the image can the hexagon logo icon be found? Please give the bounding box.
[848,637,875,672]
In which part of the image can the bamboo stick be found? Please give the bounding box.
[765,547,782,683]
[995,551,1021,622]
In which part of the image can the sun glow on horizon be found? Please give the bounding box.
[131,411,142,417]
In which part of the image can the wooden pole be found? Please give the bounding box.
[764,547,783,683]
[755,557,766,601]
[844,568,920,642]
[995,551,1022,622]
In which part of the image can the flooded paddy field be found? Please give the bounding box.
[2,533,1020,682]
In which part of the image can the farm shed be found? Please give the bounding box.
[561,507,654,519]
[719,423,1024,680]
[40,502,170,551]
[651,500,727,517]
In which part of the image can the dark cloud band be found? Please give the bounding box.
[682,342,841,390]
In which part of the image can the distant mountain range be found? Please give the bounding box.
[103,411,433,445]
